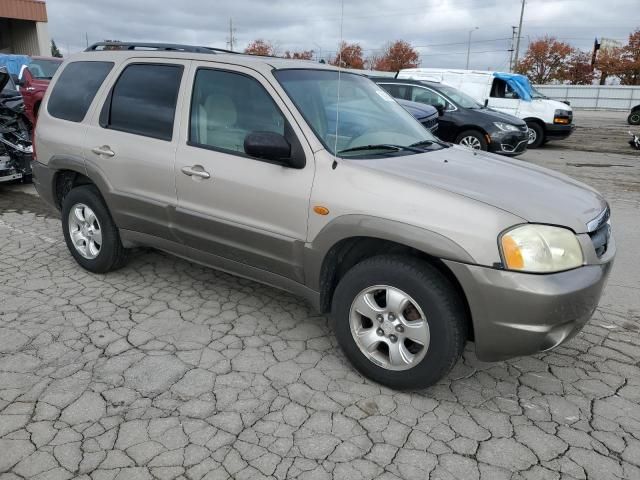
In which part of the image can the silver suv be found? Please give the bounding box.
[33,42,615,389]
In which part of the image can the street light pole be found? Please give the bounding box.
[466,27,479,69]
[514,0,526,69]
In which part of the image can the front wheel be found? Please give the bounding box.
[331,255,467,390]
[455,130,488,151]
[526,122,545,148]
[628,111,640,126]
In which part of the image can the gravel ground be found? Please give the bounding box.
[0,144,638,480]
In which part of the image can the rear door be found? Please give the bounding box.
[84,58,190,239]
[173,63,315,282]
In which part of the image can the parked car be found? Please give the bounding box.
[33,42,614,389]
[14,56,63,124]
[397,68,575,149]
[374,77,528,155]
[628,104,640,125]
[396,98,439,133]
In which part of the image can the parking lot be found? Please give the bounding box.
[0,124,639,479]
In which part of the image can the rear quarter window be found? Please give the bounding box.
[47,61,114,122]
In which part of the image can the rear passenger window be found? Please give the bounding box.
[103,64,183,141]
[189,69,285,154]
[48,61,114,122]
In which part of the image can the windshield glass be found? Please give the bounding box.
[274,69,439,157]
[28,59,62,79]
[434,84,482,109]
[530,86,547,99]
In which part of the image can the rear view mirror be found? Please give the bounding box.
[244,131,300,167]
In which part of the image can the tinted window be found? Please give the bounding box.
[190,69,285,154]
[48,61,113,122]
[379,83,410,100]
[105,64,183,141]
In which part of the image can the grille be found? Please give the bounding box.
[422,115,439,132]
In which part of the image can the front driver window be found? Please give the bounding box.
[411,87,446,109]
[190,69,285,154]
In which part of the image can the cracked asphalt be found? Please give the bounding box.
[0,144,639,480]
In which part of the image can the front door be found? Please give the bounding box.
[409,86,457,142]
[173,63,315,282]
[488,78,520,115]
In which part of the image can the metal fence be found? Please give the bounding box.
[535,85,640,110]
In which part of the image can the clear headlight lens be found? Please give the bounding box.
[500,224,584,273]
[493,122,520,132]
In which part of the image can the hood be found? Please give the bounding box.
[357,146,606,233]
[475,107,526,126]
[396,99,438,121]
[544,98,573,112]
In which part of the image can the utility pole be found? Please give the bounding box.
[226,18,236,51]
[508,26,517,72]
[466,27,479,69]
[85,32,89,49]
[513,0,526,69]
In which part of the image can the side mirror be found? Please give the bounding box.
[10,74,22,87]
[244,131,301,167]
[435,104,445,116]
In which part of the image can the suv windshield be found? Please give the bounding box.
[434,84,483,109]
[274,69,439,157]
[28,59,62,80]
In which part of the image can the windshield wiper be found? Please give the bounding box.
[338,144,424,155]
[409,139,449,149]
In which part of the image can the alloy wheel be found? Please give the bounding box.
[349,285,430,371]
[68,203,102,259]
[527,127,537,145]
[459,136,482,150]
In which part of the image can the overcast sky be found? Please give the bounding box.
[47,0,638,71]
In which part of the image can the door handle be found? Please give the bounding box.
[181,165,211,179]
[91,145,115,157]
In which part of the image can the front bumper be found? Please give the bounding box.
[444,236,615,361]
[545,122,575,140]
[488,130,528,156]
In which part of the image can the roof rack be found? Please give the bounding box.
[84,42,237,55]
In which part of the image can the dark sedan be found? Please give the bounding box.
[373,77,529,156]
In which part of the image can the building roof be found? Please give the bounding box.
[0,0,48,23]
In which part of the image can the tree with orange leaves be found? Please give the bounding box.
[283,50,314,60]
[244,39,276,56]
[330,42,365,69]
[515,36,574,84]
[370,40,419,72]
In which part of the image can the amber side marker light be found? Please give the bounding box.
[501,234,525,269]
[313,206,330,216]
[554,117,570,124]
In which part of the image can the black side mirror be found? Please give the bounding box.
[244,131,302,167]
[435,104,445,116]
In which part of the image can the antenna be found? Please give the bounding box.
[333,0,345,159]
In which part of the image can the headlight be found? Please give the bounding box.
[500,224,583,273]
[493,122,520,132]
[554,109,572,124]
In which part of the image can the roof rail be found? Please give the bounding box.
[84,42,237,55]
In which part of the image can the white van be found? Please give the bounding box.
[397,68,574,148]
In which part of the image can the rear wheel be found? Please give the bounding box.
[628,111,640,126]
[455,130,488,151]
[331,255,467,390]
[526,121,545,148]
[61,185,128,273]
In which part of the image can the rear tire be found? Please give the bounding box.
[526,121,545,149]
[331,255,467,390]
[455,130,488,151]
[61,185,128,273]
[628,111,640,126]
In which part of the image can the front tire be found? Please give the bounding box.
[455,130,488,151]
[526,121,545,148]
[61,185,128,273]
[628,111,640,126]
[331,255,467,390]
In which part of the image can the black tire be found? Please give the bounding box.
[628,111,640,126]
[455,130,488,151]
[526,121,545,149]
[331,255,467,390]
[61,185,127,273]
